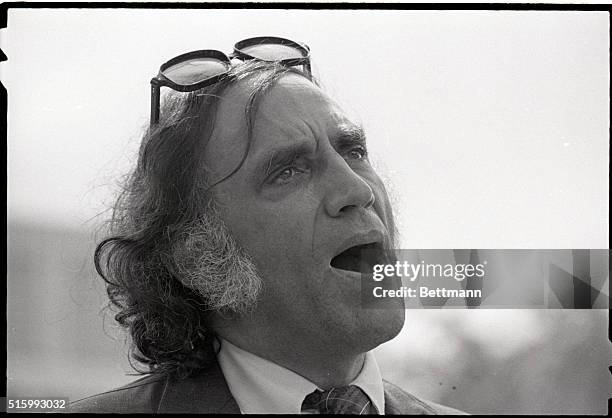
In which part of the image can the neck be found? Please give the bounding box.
[213,319,366,389]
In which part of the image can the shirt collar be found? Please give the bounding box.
[216,337,385,414]
[350,350,386,414]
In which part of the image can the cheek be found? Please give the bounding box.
[369,176,395,231]
[223,199,316,271]
[376,191,395,230]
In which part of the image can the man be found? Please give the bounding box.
[71,37,465,414]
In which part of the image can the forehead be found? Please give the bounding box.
[205,73,351,175]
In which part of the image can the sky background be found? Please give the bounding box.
[3,9,610,414]
[4,9,608,248]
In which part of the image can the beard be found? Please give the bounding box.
[171,205,262,315]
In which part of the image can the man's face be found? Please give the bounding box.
[204,73,405,354]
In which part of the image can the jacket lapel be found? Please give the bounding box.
[157,360,240,414]
[383,380,438,415]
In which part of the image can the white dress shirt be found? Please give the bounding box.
[216,337,385,414]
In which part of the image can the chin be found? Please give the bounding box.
[346,308,406,353]
[373,308,406,344]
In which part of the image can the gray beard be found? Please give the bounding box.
[172,207,262,315]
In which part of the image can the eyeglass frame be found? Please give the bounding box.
[149,36,312,125]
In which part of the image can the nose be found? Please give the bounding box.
[323,157,376,217]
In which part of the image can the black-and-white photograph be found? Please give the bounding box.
[4,6,610,415]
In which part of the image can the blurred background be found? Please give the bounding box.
[3,9,610,414]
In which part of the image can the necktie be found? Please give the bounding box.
[301,385,378,414]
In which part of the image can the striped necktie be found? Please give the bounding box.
[301,385,378,414]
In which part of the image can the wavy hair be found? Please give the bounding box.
[95,60,312,379]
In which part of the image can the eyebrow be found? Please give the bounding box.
[262,141,314,177]
[331,122,367,152]
[258,121,367,178]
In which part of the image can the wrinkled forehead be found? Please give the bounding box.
[215,73,342,133]
[205,73,350,167]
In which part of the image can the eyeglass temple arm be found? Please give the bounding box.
[304,61,312,78]
[150,78,161,126]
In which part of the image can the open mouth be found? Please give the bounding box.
[330,242,389,274]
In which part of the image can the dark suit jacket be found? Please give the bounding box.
[70,359,466,414]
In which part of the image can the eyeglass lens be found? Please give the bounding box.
[239,43,306,61]
[162,57,230,85]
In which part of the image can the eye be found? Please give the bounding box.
[278,167,298,181]
[346,146,367,160]
[272,164,308,184]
